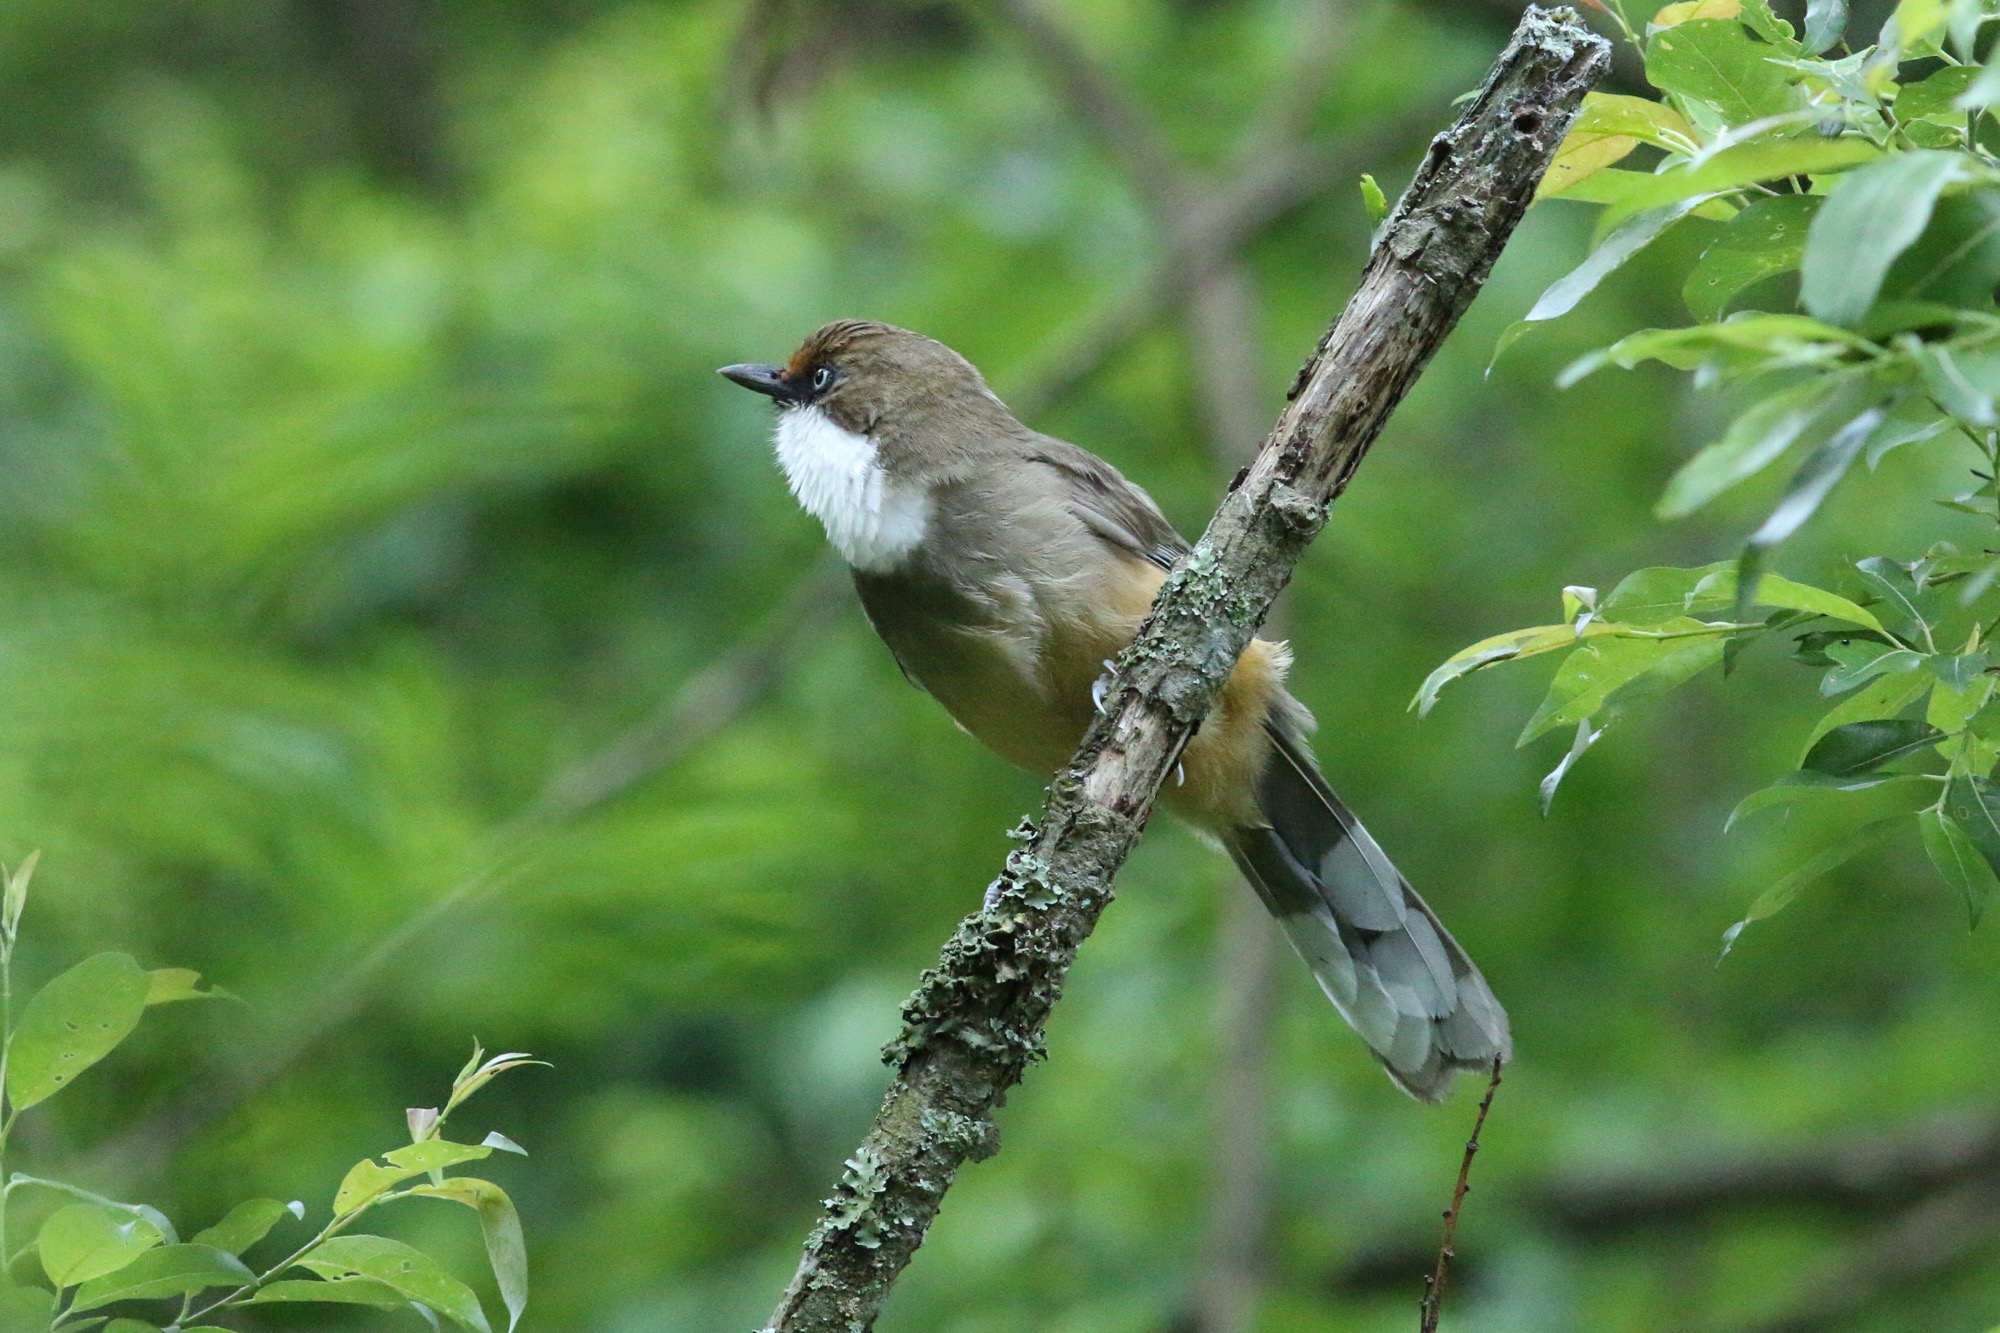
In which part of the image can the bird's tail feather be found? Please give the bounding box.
[1224,724,1510,1102]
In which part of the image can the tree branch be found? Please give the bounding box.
[760,12,1609,1329]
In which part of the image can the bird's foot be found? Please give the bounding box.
[1091,659,1118,714]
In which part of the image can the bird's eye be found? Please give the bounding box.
[811,366,835,392]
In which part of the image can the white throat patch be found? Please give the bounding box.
[773,405,931,573]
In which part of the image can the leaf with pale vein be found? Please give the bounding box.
[1803,718,1945,775]
[69,1246,254,1313]
[1802,151,1964,327]
[410,1178,529,1332]
[297,1235,492,1333]
[1726,771,1933,830]
[1720,818,1902,957]
[1920,808,1995,928]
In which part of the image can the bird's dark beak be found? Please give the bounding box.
[718,363,795,402]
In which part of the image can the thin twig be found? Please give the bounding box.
[1418,1056,1504,1333]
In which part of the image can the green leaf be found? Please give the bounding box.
[297,1235,492,1333]
[1727,569,1885,631]
[1506,200,1705,339]
[1920,807,1996,927]
[0,1285,52,1332]
[1956,62,2000,112]
[1864,395,1954,469]
[1737,404,1888,601]
[1898,66,1981,121]
[1915,341,2000,427]
[1652,0,1748,30]
[1358,174,1388,226]
[1537,718,1604,814]
[1658,375,1868,518]
[1546,166,1658,208]
[333,1161,418,1219]
[1538,93,1698,201]
[7,1176,176,1243]
[1599,562,1734,623]
[1684,194,1817,321]
[1803,718,1946,775]
[410,1178,529,1333]
[191,1198,300,1256]
[1801,151,1965,327]
[333,1139,492,1218]
[1412,621,1623,715]
[1882,0,1948,56]
[1803,0,1848,50]
[1795,627,1890,666]
[6,953,151,1110]
[142,968,232,1006]
[1930,649,1992,693]
[1518,623,1726,744]
[1853,555,1937,644]
[1803,665,1934,756]
[1574,92,1700,149]
[1739,0,1803,50]
[1820,638,1927,694]
[39,1205,163,1289]
[1720,818,1902,957]
[1606,139,1880,219]
[1883,192,2000,310]
[1726,770,1933,830]
[1646,19,1799,122]
[247,1276,410,1308]
[70,1245,255,1313]
[3,849,38,945]
[1600,561,1884,630]
[1943,775,2000,895]
[1766,49,1875,106]
[1560,314,1864,385]
[385,1139,494,1172]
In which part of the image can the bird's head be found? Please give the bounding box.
[719,320,1013,460]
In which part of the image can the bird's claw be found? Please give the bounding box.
[1091,660,1117,714]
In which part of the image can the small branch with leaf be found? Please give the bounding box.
[0,851,540,1333]
[1427,0,2000,945]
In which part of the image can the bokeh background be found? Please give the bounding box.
[0,0,1993,1329]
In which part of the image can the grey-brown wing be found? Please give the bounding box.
[1025,435,1189,572]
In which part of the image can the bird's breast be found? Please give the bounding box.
[773,405,932,572]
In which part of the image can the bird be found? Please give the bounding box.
[720,319,1509,1101]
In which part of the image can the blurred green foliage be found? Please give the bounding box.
[0,0,1992,1330]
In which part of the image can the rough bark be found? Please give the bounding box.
[761,11,1609,1330]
